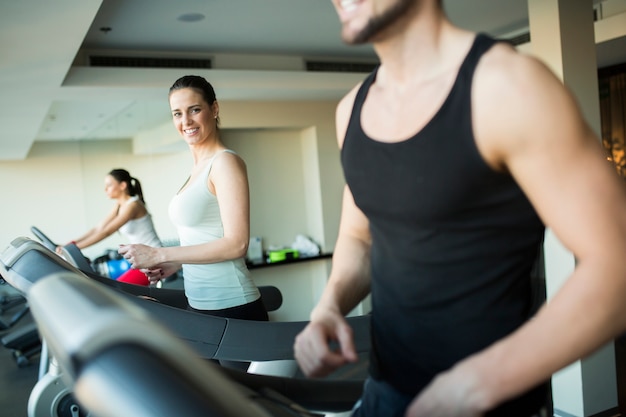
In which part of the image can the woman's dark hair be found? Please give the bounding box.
[169,75,220,125]
[108,169,145,204]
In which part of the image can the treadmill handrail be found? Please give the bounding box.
[5,236,284,311]
[0,237,84,294]
[30,273,362,415]
[29,273,285,417]
[0,236,371,363]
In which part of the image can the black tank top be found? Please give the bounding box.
[341,34,548,415]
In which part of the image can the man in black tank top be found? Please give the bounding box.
[294,1,626,417]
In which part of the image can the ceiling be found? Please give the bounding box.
[1,0,624,160]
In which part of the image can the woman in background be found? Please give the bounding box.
[61,168,162,285]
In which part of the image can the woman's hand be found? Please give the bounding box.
[118,244,160,270]
[144,262,181,285]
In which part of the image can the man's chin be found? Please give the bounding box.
[342,30,370,45]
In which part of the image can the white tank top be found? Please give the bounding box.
[168,150,259,310]
[118,196,162,248]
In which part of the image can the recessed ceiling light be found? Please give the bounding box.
[177,13,205,23]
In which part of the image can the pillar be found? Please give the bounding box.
[527,0,618,415]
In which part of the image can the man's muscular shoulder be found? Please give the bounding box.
[471,43,571,171]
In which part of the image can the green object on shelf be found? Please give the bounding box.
[267,249,299,263]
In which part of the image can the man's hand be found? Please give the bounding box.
[294,309,358,377]
[405,360,489,417]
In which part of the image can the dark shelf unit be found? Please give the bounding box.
[247,253,332,270]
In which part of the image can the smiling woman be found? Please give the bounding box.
[117,75,268,370]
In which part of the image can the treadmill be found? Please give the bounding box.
[0,236,370,417]
[1,231,281,367]
[28,271,362,417]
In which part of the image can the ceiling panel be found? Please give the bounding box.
[0,0,624,160]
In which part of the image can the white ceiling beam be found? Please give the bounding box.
[0,0,103,160]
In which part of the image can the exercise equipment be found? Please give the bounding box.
[0,236,367,366]
[0,285,37,367]
[0,292,29,330]
[1,272,35,366]
[101,256,130,279]
[0,235,283,369]
[0,236,370,417]
[28,272,363,417]
[30,226,284,313]
[0,290,26,314]
[31,226,131,279]
[1,233,284,372]
[29,226,57,252]
[1,322,41,368]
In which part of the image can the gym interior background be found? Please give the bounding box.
[1,1,626,416]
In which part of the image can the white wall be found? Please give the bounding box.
[0,140,186,258]
[223,128,311,250]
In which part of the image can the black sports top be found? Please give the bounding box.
[341,34,548,415]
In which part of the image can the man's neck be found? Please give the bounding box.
[374,18,472,88]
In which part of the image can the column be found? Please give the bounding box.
[527,0,618,416]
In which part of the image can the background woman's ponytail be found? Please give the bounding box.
[108,169,146,205]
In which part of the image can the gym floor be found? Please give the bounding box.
[0,283,39,417]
